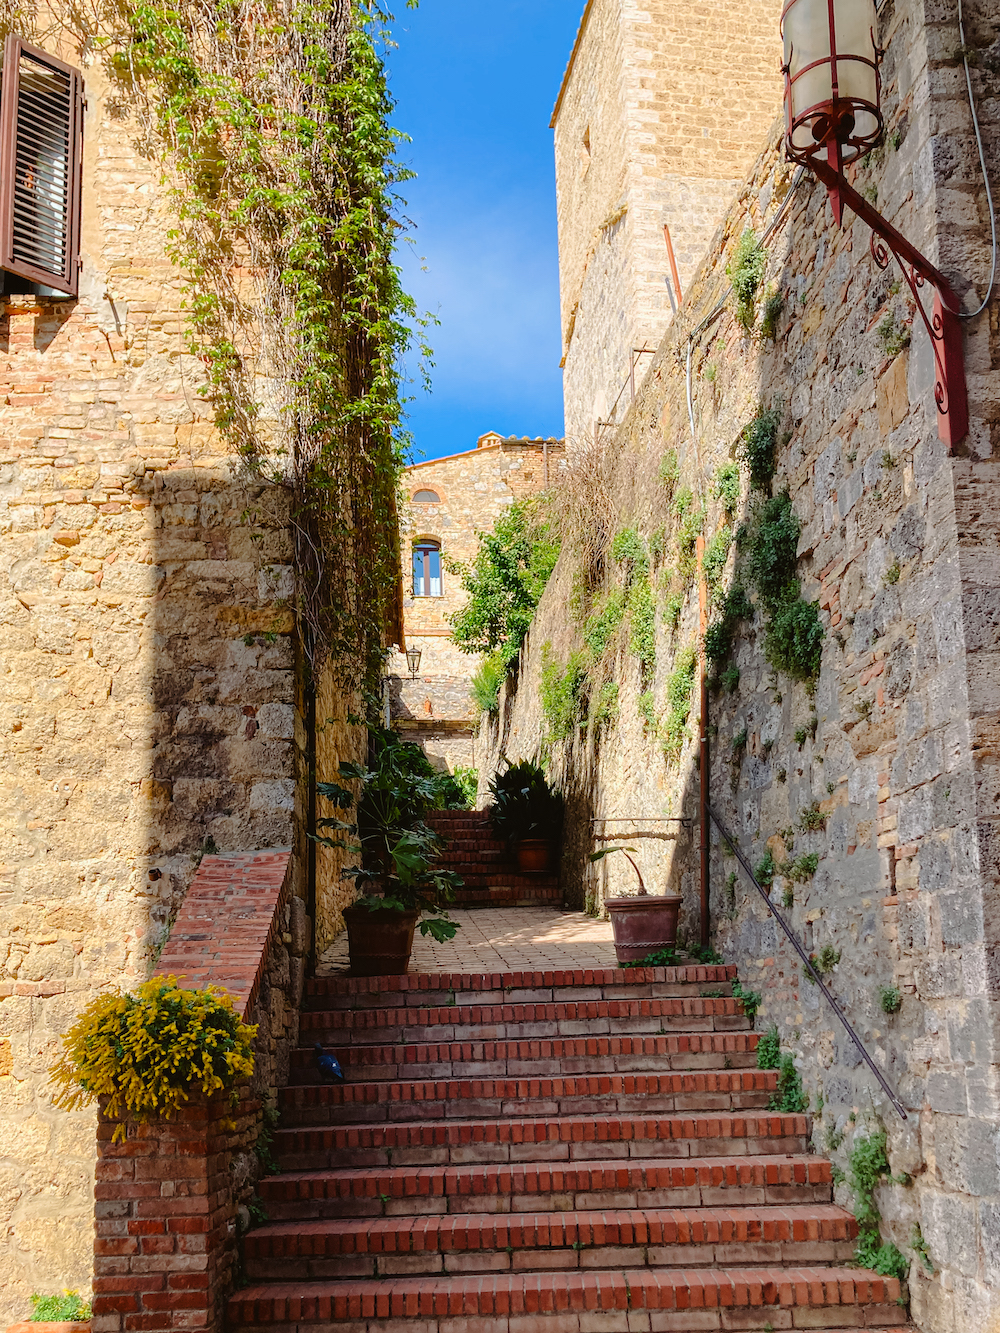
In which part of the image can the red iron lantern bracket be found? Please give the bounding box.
[808,156,968,451]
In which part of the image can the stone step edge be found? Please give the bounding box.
[244,1202,859,1252]
[306,965,738,996]
[280,1071,777,1101]
[300,999,750,1030]
[228,1265,903,1316]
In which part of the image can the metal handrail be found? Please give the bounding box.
[706,800,908,1121]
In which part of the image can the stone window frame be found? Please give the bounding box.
[0,34,85,298]
[412,537,444,598]
[411,488,442,504]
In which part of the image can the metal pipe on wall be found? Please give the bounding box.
[696,536,710,948]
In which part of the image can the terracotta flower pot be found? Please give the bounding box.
[606,893,684,965]
[343,905,419,976]
[516,837,553,873]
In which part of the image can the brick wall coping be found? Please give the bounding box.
[154,848,292,1017]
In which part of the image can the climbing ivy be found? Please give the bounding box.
[76,0,430,686]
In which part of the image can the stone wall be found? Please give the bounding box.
[482,1,1000,1326]
[552,0,785,449]
[0,19,327,1320]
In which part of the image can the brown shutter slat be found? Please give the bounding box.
[0,34,84,296]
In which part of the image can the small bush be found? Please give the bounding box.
[584,589,626,660]
[471,652,508,715]
[770,1053,808,1112]
[760,284,785,342]
[702,525,732,597]
[592,680,619,730]
[628,577,657,683]
[754,849,777,888]
[658,449,680,490]
[756,1024,781,1069]
[787,852,819,882]
[447,766,479,808]
[727,227,766,333]
[804,944,841,983]
[611,527,648,582]
[714,461,741,513]
[663,589,684,628]
[879,985,902,1015]
[739,403,782,490]
[540,646,588,743]
[765,595,824,682]
[673,486,694,518]
[30,1293,91,1323]
[731,980,761,1021]
[661,645,698,762]
[799,802,826,831]
[704,617,736,667]
[49,977,256,1142]
[741,491,799,603]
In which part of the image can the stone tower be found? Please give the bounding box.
[552,0,785,448]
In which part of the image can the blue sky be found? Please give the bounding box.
[385,0,583,462]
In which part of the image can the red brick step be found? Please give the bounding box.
[259,1149,827,1217]
[228,1266,904,1329]
[243,1203,858,1280]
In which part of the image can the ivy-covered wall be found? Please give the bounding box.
[480,1,1000,1326]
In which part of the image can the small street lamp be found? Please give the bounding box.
[781,0,968,449]
[405,647,422,679]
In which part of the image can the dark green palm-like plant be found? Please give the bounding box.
[488,757,563,847]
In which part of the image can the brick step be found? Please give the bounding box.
[228,1266,903,1330]
[289,1031,759,1083]
[303,966,737,1008]
[450,888,564,907]
[244,1204,858,1281]
[299,997,752,1045]
[261,1140,818,1212]
[436,838,505,852]
[279,1069,779,1126]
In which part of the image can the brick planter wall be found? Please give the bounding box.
[91,848,300,1333]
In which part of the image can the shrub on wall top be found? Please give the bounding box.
[50,976,256,1142]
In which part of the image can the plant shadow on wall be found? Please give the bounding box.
[481,162,923,1282]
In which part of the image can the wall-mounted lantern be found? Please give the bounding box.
[405,647,422,679]
[781,0,968,449]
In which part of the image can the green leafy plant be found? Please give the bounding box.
[702,526,733,598]
[592,681,620,730]
[612,527,649,582]
[739,403,782,490]
[724,870,738,915]
[804,944,841,984]
[29,1293,92,1322]
[721,664,741,693]
[884,559,901,586]
[765,595,824,681]
[799,802,826,831]
[488,757,563,849]
[658,449,680,490]
[540,646,588,743]
[661,644,698,761]
[911,1222,934,1274]
[621,945,679,970]
[754,849,778,888]
[445,767,479,809]
[794,725,808,748]
[690,943,725,964]
[628,577,657,683]
[727,227,767,333]
[638,690,659,736]
[879,985,902,1015]
[677,502,707,583]
[589,845,648,893]
[849,1129,909,1276]
[49,977,256,1142]
[787,852,819,882]
[584,588,627,659]
[740,491,799,603]
[316,728,463,941]
[733,728,748,753]
[756,1024,781,1068]
[876,314,911,359]
[782,884,795,908]
[760,284,785,342]
[471,653,507,715]
[450,498,560,665]
[714,461,741,514]
[770,1053,808,1113]
[663,589,685,629]
[732,980,762,1022]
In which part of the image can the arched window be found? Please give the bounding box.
[412,540,442,597]
[412,489,440,503]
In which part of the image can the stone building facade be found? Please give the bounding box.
[389,432,565,772]
[0,12,375,1319]
[484,0,1000,1326]
[552,0,785,450]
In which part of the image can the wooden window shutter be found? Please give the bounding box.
[0,35,84,296]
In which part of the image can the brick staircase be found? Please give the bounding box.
[425,808,563,907]
[230,964,913,1332]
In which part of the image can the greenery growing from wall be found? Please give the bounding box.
[739,403,782,491]
[628,577,657,683]
[727,228,767,334]
[714,461,741,515]
[702,526,732,602]
[540,646,588,745]
[661,645,698,761]
[584,589,627,659]
[760,285,785,342]
[849,1129,909,1279]
[77,0,432,687]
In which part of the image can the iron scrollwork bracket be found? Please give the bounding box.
[808,155,968,451]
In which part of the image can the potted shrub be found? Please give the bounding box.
[590,846,683,965]
[488,757,563,873]
[316,728,461,975]
[7,1291,92,1333]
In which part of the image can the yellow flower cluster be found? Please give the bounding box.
[49,976,257,1142]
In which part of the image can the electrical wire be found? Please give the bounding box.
[958,0,997,317]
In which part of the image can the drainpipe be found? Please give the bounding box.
[696,535,710,948]
[663,224,683,308]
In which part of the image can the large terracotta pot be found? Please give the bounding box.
[343,905,419,976]
[8,1325,90,1333]
[606,893,684,965]
[516,837,554,873]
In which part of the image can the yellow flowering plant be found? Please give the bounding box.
[49,976,257,1141]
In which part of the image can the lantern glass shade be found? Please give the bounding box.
[405,647,422,676]
[782,0,882,165]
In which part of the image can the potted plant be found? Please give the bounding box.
[316,728,461,975]
[589,846,684,965]
[488,757,563,873]
[7,1291,92,1333]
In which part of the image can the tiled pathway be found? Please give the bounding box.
[316,906,617,974]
